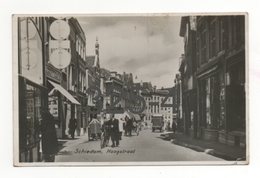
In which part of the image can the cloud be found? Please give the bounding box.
[78,15,184,88]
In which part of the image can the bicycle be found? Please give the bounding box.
[100,125,110,149]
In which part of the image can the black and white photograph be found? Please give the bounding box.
[13,13,248,166]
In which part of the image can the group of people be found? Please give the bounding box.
[123,116,141,136]
[102,114,121,147]
[38,108,143,161]
[100,114,142,148]
[165,120,177,133]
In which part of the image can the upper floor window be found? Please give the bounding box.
[200,20,207,65]
[219,17,227,52]
[229,16,245,49]
[209,18,216,58]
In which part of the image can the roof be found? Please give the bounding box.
[100,68,110,77]
[162,87,175,92]
[155,89,169,95]
[141,89,150,94]
[86,56,95,67]
[134,82,152,91]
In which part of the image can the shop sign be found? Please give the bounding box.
[46,64,61,83]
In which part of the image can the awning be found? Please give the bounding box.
[48,80,81,105]
[128,112,141,121]
[197,65,218,78]
[115,111,141,121]
[133,114,141,121]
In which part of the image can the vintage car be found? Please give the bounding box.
[151,114,164,132]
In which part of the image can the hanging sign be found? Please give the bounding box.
[50,49,70,69]
[49,19,71,69]
[50,20,70,40]
[21,49,38,70]
[20,19,37,40]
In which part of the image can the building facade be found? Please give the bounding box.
[179,15,246,147]
[105,71,124,112]
[86,37,101,125]
[179,16,198,138]
[17,16,87,162]
[66,18,87,136]
[18,17,47,162]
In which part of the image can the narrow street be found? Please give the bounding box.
[55,129,224,162]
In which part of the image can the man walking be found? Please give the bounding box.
[39,107,58,162]
[172,121,177,134]
[109,114,119,147]
[69,117,77,139]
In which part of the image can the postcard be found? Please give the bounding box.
[13,13,248,166]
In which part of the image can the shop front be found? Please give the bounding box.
[47,80,81,138]
[18,17,46,162]
[19,76,47,162]
[76,93,87,136]
[225,50,246,148]
[197,57,225,141]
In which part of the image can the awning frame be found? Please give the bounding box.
[48,80,81,105]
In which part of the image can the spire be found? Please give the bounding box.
[95,36,99,55]
[95,36,99,48]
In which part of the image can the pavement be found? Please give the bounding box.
[160,132,247,161]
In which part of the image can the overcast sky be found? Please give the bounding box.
[77,15,184,89]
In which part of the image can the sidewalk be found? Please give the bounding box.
[57,135,89,152]
[160,132,247,161]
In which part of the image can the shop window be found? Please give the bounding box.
[24,84,41,146]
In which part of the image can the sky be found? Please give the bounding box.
[77,14,184,89]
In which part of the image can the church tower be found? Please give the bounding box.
[94,36,100,70]
[95,36,99,56]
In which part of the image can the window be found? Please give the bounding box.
[235,16,245,44]
[69,66,73,90]
[209,18,216,58]
[219,17,226,52]
[23,84,42,146]
[201,21,207,64]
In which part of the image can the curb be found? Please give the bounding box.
[170,139,240,161]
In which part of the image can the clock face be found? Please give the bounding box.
[21,49,38,70]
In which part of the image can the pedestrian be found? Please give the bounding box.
[101,117,111,146]
[167,121,170,132]
[124,116,128,136]
[39,107,58,162]
[69,117,77,139]
[132,118,136,132]
[126,117,133,136]
[109,114,120,147]
[172,121,177,134]
[118,118,124,140]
